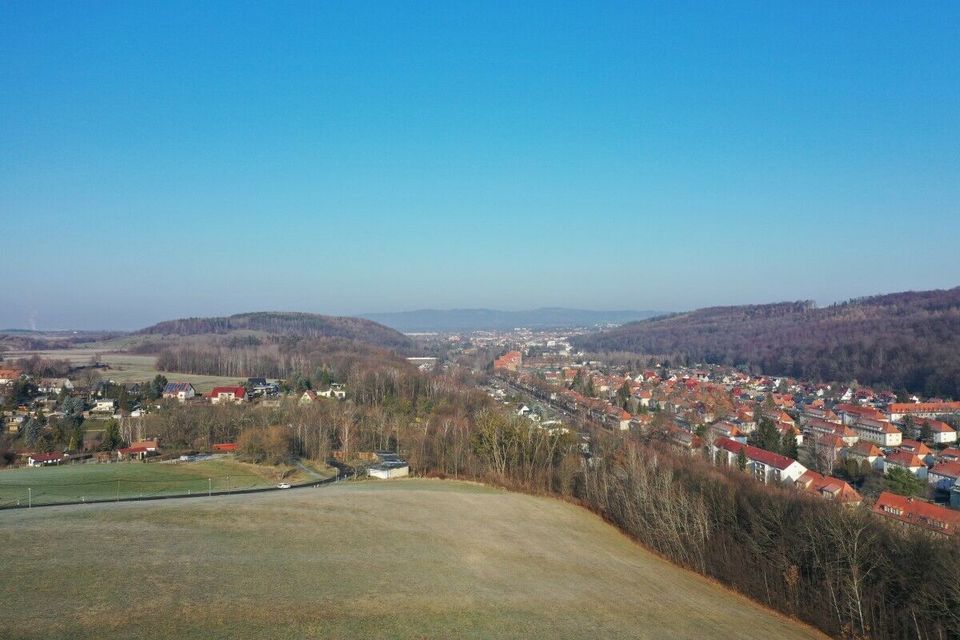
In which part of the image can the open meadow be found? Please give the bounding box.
[0,457,329,507]
[0,479,826,640]
[3,349,241,392]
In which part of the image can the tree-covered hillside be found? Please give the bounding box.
[138,312,412,350]
[573,287,960,397]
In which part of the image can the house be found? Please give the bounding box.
[317,383,346,400]
[38,378,74,394]
[493,351,522,372]
[907,418,958,445]
[937,448,960,464]
[635,389,652,408]
[805,417,858,446]
[0,368,23,385]
[795,470,861,505]
[208,386,246,405]
[898,439,934,465]
[883,451,927,479]
[117,439,159,461]
[711,437,808,485]
[851,417,902,447]
[812,433,846,470]
[710,421,747,443]
[888,402,960,422]
[27,452,64,467]
[162,382,196,402]
[93,398,117,413]
[845,440,885,472]
[299,390,319,404]
[872,491,960,536]
[928,462,960,492]
[835,403,885,425]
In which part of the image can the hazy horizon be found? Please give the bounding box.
[3,3,958,330]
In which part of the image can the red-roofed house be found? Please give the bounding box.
[27,452,64,467]
[907,418,958,445]
[888,402,960,422]
[928,462,960,492]
[711,437,807,485]
[872,491,960,536]
[898,439,934,465]
[117,439,159,461]
[883,451,927,479]
[209,386,246,405]
[795,470,861,505]
[851,417,902,447]
[493,351,522,372]
[845,440,885,472]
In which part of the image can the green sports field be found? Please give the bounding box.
[0,457,325,507]
[0,479,825,640]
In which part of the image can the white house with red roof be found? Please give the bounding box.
[928,462,960,492]
[711,437,808,485]
[27,452,64,467]
[883,450,927,479]
[208,386,246,405]
[873,491,960,536]
[850,417,902,447]
[795,470,861,505]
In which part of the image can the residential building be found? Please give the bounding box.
[208,386,246,404]
[883,451,927,479]
[795,470,861,505]
[162,382,196,402]
[929,462,960,492]
[711,437,808,485]
[872,491,960,536]
[493,351,522,372]
[888,402,960,422]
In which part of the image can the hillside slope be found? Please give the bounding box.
[0,480,823,640]
[138,311,412,350]
[574,287,960,397]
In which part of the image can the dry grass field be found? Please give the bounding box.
[0,479,825,640]
[3,349,240,392]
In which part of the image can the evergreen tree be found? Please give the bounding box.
[781,431,799,459]
[736,447,747,472]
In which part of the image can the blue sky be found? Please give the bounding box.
[2,2,959,329]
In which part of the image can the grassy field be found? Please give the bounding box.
[0,479,825,640]
[0,457,330,507]
[3,349,241,392]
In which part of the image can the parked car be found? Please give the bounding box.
[277,482,291,489]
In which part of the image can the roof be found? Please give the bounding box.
[872,491,960,535]
[848,440,883,457]
[796,470,861,504]
[209,386,245,397]
[29,452,63,462]
[714,437,798,471]
[889,402,960,415]
[884,451,924,468]
[162,382,195,394]
[930,461,960,480]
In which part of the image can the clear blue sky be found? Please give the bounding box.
[2,2,958,329]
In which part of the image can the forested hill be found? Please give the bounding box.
[138,312,412,350]
[573,287,960,398]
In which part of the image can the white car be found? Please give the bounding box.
[277,482,291,489]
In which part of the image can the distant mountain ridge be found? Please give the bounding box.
[361,308,665,332]
[137,311,412,350]
[572,287,960,398]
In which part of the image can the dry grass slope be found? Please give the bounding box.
[0,479,825,640]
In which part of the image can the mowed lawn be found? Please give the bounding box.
[0,479,825,640]
[0,458,303,507]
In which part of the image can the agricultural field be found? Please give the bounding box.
[0,457,330,507]
[3,349,241,392]
[0,479,825,640]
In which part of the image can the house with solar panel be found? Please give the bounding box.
[162,382,196,402]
